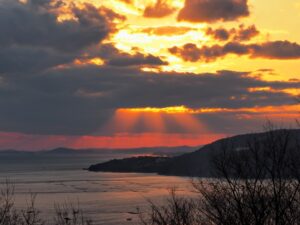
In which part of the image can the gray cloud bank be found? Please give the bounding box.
[0,0,299,137]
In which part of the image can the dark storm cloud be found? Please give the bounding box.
[206,24,259,41]
[178,0,250,23]
[0,46,73,73]
[0,0,127,73]
[143,0,176,18]
[0,0,109,73]
[169,41,300,62]
[0,0,112,52]
[0,66,299,135]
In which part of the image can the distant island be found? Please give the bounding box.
[88,129,300,177]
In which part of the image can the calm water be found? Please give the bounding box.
[0,153,193,225]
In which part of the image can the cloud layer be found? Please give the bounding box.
[169,41,300,62]
[178,0,250,23]
[1,64,299,135]
[206,24,259,41]
[0,0,112,52]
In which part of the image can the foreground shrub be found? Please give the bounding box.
[0,181,92,225]
[142,126,300,225]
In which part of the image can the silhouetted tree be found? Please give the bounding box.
[0,180,92,225]
[194,124,300,225]
[142,124,300,225]
[139,188,197,225]
[54,203,92,225]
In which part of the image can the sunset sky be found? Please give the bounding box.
[0,0,299,150]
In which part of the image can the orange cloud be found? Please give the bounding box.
[144,0,177,18]
[141,26,195,36]
[118,105,300,116]
[119,0,132,4]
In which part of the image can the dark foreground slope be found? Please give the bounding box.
[88,129,300,177]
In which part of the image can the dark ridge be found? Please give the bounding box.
[88,156,171,173]
[88,129,300,177]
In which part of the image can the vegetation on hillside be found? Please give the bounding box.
[140,124,300,225]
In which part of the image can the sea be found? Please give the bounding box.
[0,152,194,225]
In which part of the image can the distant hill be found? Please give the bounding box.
[0,146,197,157]
[0,149,28,154]
[44,147,77,154]
[88,129,300,177]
